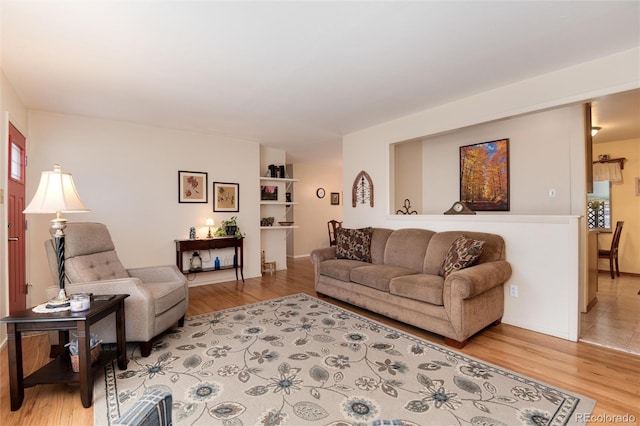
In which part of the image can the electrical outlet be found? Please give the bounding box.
[509,284,519,297]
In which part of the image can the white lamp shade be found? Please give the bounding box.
[206,218,214,226]
[23,165,90,214]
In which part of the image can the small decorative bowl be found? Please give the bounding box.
[278,221,294,226]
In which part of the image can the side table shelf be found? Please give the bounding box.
[24,349,118,387]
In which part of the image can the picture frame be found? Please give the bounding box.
[460,138,509,211]
[213,182,239,212]
[331,192,340,205]
[178,171,208,203]
[260,185,278,201]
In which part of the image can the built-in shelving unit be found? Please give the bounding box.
[260,177,300,232]
[260,148,296,271]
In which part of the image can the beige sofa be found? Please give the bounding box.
[310,228,512,347]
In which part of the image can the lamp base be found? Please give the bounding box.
[47,288,70,307]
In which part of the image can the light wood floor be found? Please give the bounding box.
[2,257,639,425]
[580,273,640,354]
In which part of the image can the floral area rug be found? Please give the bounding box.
[94,294,595,425]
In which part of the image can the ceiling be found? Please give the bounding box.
[2,1,639,163]
[591,89,640,144]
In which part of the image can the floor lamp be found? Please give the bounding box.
[23,164,90,305]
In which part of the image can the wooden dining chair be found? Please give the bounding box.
[598,221,624,279]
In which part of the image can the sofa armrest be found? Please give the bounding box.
[127,265,186,284]
[445,260,512,300]
[310,247,337,264]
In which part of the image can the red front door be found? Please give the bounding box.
[8,123,27,313]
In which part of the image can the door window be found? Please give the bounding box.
[10,142,24,182]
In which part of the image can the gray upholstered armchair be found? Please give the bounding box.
[45,222,188,357]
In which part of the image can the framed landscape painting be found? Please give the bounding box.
[213,182,239,212]
[178,171,208,203]
[460,139,509,211]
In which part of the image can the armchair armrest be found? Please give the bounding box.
[445,260,512,300]
[310,247,337,265]
[46,277,156,340]
[128,264,186,284]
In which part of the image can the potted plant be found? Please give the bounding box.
[65,333,102,372]
[215,216,243,239]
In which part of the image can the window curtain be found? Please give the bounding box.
[593,162,622,182]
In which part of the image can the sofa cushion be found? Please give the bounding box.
[351,264,417,292]
[390,274,445,306]
[424,231,505,274]
[370,228,393,264]
[383,228,435,271]
[320,259,368,282]
[439,235,485,278]
[336,227,373,262]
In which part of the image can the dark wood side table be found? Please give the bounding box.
[175,237,244,282]
[0,294,129,410]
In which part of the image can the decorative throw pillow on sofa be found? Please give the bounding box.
[439,235,485,278]
[336,227,373,262]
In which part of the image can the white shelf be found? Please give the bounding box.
[260,177,299,183]
[260,226,299,230]
[260,201,299,205]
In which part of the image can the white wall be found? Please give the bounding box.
[593,138,640,274]
[291,162,343,257]
[421,106,579,215]
[342,48,639,341]
[1,71,30,345]
[393,141,422,214]
[25,111,261,303]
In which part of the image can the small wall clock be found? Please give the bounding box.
[352,170,374,207]
[316,188,326,198]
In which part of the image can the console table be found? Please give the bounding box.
[175,237,244,282]
[0,294,129,410]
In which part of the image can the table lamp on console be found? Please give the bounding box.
[23,164,90,306]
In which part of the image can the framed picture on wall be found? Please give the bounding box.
[260,185,278,201]
[213,182,239,212]
[331,192,340,205]
[460,138,510,211]
[178,171,208,203]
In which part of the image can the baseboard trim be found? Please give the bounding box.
[597,269,640,277]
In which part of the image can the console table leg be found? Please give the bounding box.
[7,324,24,411]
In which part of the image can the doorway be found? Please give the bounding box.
[579,89,640,355]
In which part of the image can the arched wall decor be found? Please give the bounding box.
[352,170,374,207]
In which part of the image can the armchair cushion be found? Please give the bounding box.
[65,251,130,282]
